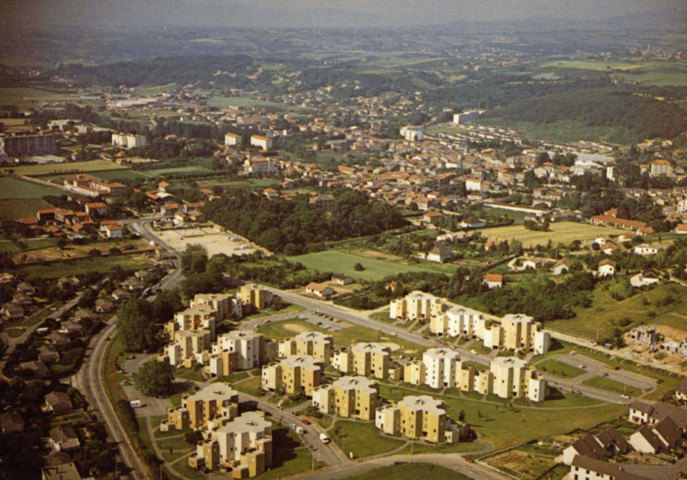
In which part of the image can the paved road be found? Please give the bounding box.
[71,317,149,480]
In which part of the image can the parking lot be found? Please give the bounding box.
[557,353,657,390]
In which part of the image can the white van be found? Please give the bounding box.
[130,400,142,408]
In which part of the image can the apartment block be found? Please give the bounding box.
[206,350,238,378]
[193,411,272,476]
[351,342,391,379]
[490,357,546,402]
[261,355,324,396]
[332,348,353,373]
[430,305,484,337]
[191,293,242,320]
[376,395,465,443]
[501,314,550,354]
[312,376,379,421]
[214,331,274,370]
[278,331,333,364]
[239,284,279,312]
[390,291,446,321]
[173,304,217,340]
[403,360,426,386]
[180,383,239,429]
[422,348,461,389]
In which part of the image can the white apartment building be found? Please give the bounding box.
[490,357,546,402]
[214,331,270,370]
[112,132,146,149]
[250,135,273,151]
[422,348,461,389]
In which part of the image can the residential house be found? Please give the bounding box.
[49,426,80,451]
[484,273,503,289]
[304,282,334,299]
[44,392,72,414]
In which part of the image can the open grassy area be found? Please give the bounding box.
[380,382,625,451]
[1,159,127,176]
[343,463,471,480]
[330,421,406,458]
[546,283,687,341]
[197,177,281,189]
[17,253,153,279]
[583,376,644,397]
[0,238,54,254]
[233,376,263,397]
[536,359,585,378]
[538,59,687,87]
[205,95,299,110]
[475,222,626,248]
[0,177,64,199]
[285,249,447,282]
[92,169,150,181]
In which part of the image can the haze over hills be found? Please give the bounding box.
[0,0,685,30]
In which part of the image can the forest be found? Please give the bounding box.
[203,189,407,254]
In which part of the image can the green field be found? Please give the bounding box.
[536,359,585,378]
[0,86,85,110]
[583,376,644,397]
[538,60,687,87]
[0,177,63,199]
[476,222,626,248]
[330,421,405,458]
[92,169,150,181]
[1,159,127,176]
[146,166,213,177]
[0,198,55,220]
[17,254,153,280]
[546,283,687,341]
[344,463,470,480]
[198,177,280,189]
[285,249,446,281]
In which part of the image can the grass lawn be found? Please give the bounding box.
[175,366,205,382]
[284,249,446,282]
[475,222,626,248]
[1,159,127,176]
[158,436,192,463]
[343,463,471,480]
[381,382,624,451]
[92,169,150,181]
[547,283,687,342]
[255,426,317,479]
[536,359,585,378]
[369,311,394,323]
[534,393,602,408]
[0,238,54,254]
[0,177,63,198]
[233,377,264,397]
[330,421,406,458]
[215,371,250,385]
[582,376,644,397]
[0,86,84,110]
[17,253,153,279]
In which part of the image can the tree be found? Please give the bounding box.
[180,244,208,274]
[117,298,158,352]
[353,262,365,271]
[133,360,174,396]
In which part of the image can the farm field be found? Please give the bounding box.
[1,159,127,176]
[0,198,54,220]
[475,221,626,248]
[197,177,280,189]
[10,238,152,264]
[146,166,213,176]
[0,86,86,110]
[0,177,63,199]
[538,60,687,87]
[91,169,150,181]
[285,249,450,282]
[17,253,153,280]
[546,283,687,341]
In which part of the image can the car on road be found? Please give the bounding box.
[289,423,296,430]
[319,433,330,444]
[620,394,630,399]
[105,336,111,341]
[301,418,311,425]
[422,335,429,340]
[600,372,608,377]
[296,426,305,434]
[613,366,620,370]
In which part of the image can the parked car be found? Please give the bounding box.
[301,418,311,425]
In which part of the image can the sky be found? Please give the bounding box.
[1,0,685,29]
